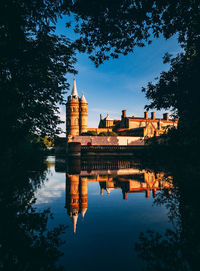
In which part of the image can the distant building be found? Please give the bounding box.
[99,110,178,137]
[66,79,178,138]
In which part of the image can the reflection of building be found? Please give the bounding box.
[65,168,173,233]
[65,174,88,234]
[99,171,172,200]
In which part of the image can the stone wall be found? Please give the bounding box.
[68,136,144,146]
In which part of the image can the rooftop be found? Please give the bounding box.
[104,114,114,121]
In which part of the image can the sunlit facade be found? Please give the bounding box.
[66,79,178,138]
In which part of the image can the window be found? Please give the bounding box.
[149,128,152,134]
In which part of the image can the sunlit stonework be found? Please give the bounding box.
[66,79,178,139]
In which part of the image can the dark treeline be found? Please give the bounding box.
[1,0,200,159]
[0,0,76,158]
[133,151,200,271]
[0,150,66,271]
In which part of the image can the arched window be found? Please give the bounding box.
[74,118,78,125]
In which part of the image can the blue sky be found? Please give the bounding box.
[56,18,181,132]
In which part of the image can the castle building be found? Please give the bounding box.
[66,79,178,138]
[99,110,178,137]
[66,78,88,136]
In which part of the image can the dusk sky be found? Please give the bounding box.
[56,18,181,133]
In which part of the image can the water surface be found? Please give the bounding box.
[34,156,175,271]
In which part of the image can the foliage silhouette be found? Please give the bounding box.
[98,131,118,136]
[134,158,200,271]
[142,48,200,145]
[0,154,66,271]
[70,0,200,144]
[81,131,98,136]
[0,0,76,153]
[70,0,199,65]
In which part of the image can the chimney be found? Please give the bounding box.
[123,191,127,200]
[151,112,155,120]
[100,113,103,120]
[144,111,148,119]
[145,190,149,198]
[122,110,126,118]
[153,189,157,198]
[163,113,169,121]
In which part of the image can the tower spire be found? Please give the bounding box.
[81,92,87,103]
[81,208,87,220]
[72,214,78,235]
[71,78,78,97]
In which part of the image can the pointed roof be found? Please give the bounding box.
[71,78,78,97]
[105,114,113,121]
[81,208,87,219]
[81,92,87,103]
[106,188,114,194]
[72,213,78,234]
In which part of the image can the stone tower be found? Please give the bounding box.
[66,79,88,136]
[79,93,88,134]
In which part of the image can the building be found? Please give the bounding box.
[66,79,178,138]
[99,110,178,137]
[66,79,112,137]
[66,78,88,136]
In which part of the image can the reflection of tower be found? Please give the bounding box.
[66,174,80,234]
[65,174,88,234]
[79,177,88,219]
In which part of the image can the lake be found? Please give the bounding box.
[34,156,176,271]
[1,154,197,271]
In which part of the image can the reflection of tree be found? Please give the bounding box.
[0,156,66,271]
[135,229,190,271]
[153,187,180,228]
[135,166,200,271]
[135,188,189,271]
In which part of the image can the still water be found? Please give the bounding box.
[33,156,175,271]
